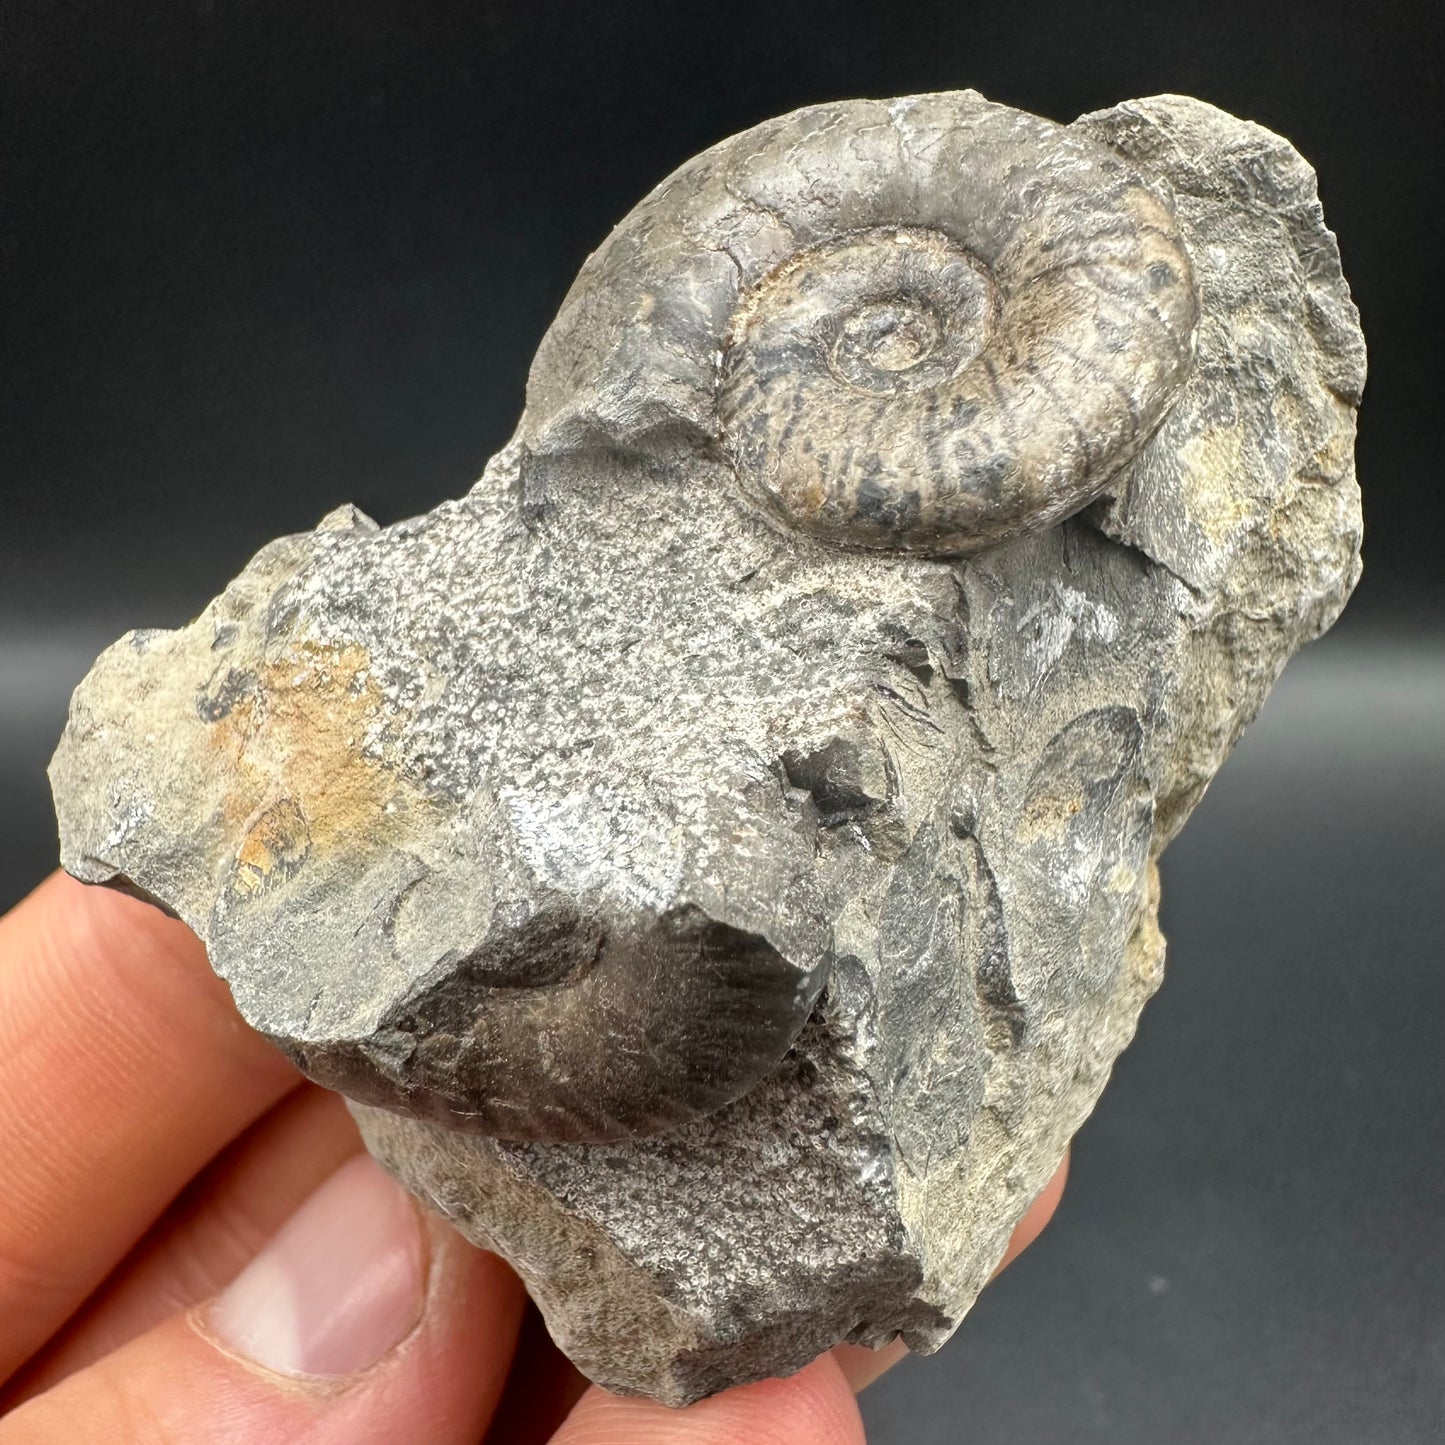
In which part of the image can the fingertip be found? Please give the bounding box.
[831,1336,910,1394]
[5,1087,361,1405]
[551,1352,865,1445]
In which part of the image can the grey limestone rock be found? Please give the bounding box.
[50,91,1363,1403]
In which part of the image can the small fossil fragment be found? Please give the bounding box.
[51,91,1363,1403]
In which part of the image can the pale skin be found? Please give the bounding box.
[0,873,1067,1443]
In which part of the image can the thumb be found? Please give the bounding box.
[1,1155,526,1444]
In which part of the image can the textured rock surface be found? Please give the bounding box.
[50,92,1362,1403]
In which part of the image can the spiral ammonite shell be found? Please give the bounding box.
[524,91,1200,555]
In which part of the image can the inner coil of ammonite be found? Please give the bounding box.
[720,227,1004,547]
[736,228,997,399]
[716,197,1196,553]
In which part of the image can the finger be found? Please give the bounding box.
[832,1148,1071,1392]
[0,875,299,1379]
[549,1353,865,1445]
[482,1302,590,1445]
[0,1154,527,1445]
[6,1085,361,1403]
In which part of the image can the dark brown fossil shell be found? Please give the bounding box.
[274,900,829,1144]
[523,91,1199,555]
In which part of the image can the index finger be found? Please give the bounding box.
[0,874,298,1380]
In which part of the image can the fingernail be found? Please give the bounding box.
[208,1153,427,1377]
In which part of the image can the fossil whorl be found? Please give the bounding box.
[524,91,1200,554]
[267,895,829,1145]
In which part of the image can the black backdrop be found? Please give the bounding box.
[2,4,1441,1442]
[3,0,1442,622]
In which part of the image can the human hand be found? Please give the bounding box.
[0,873,1065,1443]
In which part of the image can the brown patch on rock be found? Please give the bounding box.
[203,641,422,894]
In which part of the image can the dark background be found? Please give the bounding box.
[2,3,1441,1441]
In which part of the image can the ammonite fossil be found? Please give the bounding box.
[527,96,1200,555]
[51,90,1363,1402]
